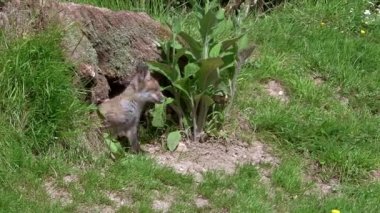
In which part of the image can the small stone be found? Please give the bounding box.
[176,142,188,152]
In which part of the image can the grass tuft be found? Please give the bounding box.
[0,28,90,154]
[0,27,91,211]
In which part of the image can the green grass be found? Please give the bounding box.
[272,157,303,194]
[199,165,272,212]
[0,28,91,211]
[61,0,180,20]
[0,29,90,154]
[237,0,380,181]
[0,0,379,212]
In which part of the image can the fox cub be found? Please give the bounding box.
[98,63,165,153]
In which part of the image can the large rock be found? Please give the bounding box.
[1,0,171,103]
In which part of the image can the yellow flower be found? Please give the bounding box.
[320,21,326,26]
[360,29,366,34]
[331,209,340,213]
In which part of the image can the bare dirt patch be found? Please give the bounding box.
[63,174,79,184]
[104,189,133,209]
[264,80,289,102]
[311,74,326,86]
[335,87,350,106]
[152,199,172,213]
[151,190,174,213]
[314,179,340,195]
[77,204,115,213]
[144,139,279,182]
[44,178,73,205]
[304,162,340,197]
[313,77,325,86]
[370,169,380,182]
[303,177,340,198]
[194,196,210,208]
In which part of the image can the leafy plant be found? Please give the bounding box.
[148,0,252,142]
[149,97,174,128]
[167,130,182,151]
[103,133,125,160]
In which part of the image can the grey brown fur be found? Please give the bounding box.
[98,63,165,153]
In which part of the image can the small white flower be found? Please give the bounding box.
[364,9,371,16]
[349,8,354,13]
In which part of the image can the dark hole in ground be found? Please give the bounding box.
[106,76,127,99]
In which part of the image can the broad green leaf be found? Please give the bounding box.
[199,10,218,42]
[174,48,186,64]
[238,34,249,50]
[167,130,181,151]
[184,50,197,61]
[178,32,202,59]
[215,81,229,94]
[160,41,170,59]
[198,57,224,90]
[220,53,236,73]
[194,94,215,107]
[219,65,235,77]
[172,41,183,50]
[109,142,119,153]
[113,142,124,155]
[173,78,192,102]
[194,94,215,138]
[150,98,173,128]
[184,63,199,78]
[209,42,222,58]
[173,78,193,112]
[221,36,243,51]
[103,133,123,156]
[148,61,178,82]
[218,50,235,57]
[216,8,225,20]
[103,136,115,152]
[204,0,219,15]
[172,19,181,34]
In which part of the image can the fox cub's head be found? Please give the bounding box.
[131,62,165,104]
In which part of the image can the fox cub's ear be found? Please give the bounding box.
[136,62,150,82]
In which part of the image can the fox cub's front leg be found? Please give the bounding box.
[126,125,141,153]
